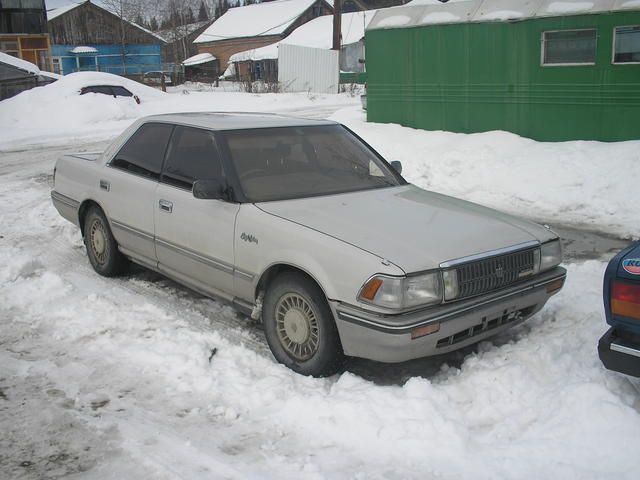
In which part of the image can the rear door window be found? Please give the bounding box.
[111,86,133,97]
[161,126,225,190]
[110,123,173,180]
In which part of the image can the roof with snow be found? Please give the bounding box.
[155,20,212,43]
[229,10,376,63]
[369,0,640,30]
[182,52,217,66]
[70,46,98,54]
[47,1,167,43]
[0,52,40,75]
[194,0,333,44]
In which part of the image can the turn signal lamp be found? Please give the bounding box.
[360,278,383,301]
[612,281,640,320]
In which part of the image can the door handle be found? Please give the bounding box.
[159,199,173,213]
[100,179,110,191]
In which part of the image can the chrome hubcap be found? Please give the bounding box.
[275,293,319,361]
[90,220,107,264]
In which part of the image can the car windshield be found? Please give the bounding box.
[222,125,403,202]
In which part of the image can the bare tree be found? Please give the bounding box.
[101,0,147,75]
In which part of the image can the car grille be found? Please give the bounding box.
[450,248,537,300]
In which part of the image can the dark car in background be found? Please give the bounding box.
[143,71,172,87]
[599,241,640,377]
[80,85,140,104]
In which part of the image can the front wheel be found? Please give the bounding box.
[263,272,344,377]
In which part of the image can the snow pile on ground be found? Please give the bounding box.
[0,146,639,477]
[331,107,640,239]
[0,72,164,145]
[0,74,357,148]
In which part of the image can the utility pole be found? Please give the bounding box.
[332,0,341,50]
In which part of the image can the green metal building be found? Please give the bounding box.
[365,0,640,142]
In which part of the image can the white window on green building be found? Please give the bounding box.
[542,29,597,66]
[613,26,640,64]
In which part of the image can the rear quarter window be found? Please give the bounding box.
[111,86,133,97]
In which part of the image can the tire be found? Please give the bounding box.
[83,206,128,277]
[263,272,345,377]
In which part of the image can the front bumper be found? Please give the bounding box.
[598,327,640,378]
[331,266,566,363]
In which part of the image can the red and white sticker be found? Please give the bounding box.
[622,258,640,275]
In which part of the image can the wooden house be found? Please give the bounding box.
[47,1,166,76]
[193,0,333,76]
[0,0,52,71]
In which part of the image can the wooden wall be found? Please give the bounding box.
[48,2,159,45]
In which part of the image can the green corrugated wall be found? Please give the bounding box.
[365,11,640,142]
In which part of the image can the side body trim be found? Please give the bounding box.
[156,237,234,275]
[111,220,154,242]
[51,191,80,209]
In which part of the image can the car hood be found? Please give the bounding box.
[256,185,557,272]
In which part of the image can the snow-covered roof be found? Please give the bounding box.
[229,10,375,63]
[369,0,640,30]
[0,52,40,75]
[47,1,167,43]
[70,46,98,54]
[46,1,83,21]
[38,70,63,80]
[182,52,217,66]
[154,20,211,43]
[194,0,332,44]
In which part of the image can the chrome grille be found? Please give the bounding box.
[450,248,537,300]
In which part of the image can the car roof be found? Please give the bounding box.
[140,112,338,131]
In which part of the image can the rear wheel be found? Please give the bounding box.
[263,272,344,377]
[83,206,128,277]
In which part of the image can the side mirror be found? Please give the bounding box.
[193,178,227,200]
[390,160,403,175]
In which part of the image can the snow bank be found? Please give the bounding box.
[331,106,640,239]
[0,73,356,148]
[0,72,164,143]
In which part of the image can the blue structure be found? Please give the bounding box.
[51,44,162,75]
[47,1,166,76]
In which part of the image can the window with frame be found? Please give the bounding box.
[110,123,173,180]
[542,29,597,65]
[162,126,224,190]
[613,26,640,63]
[52,57,62,75]
[0,41,19,56]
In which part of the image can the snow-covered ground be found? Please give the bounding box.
[1,78,640,478]
[332,107,640,239]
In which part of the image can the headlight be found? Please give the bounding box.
[539,239,562,272]
[358,272,442,309]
